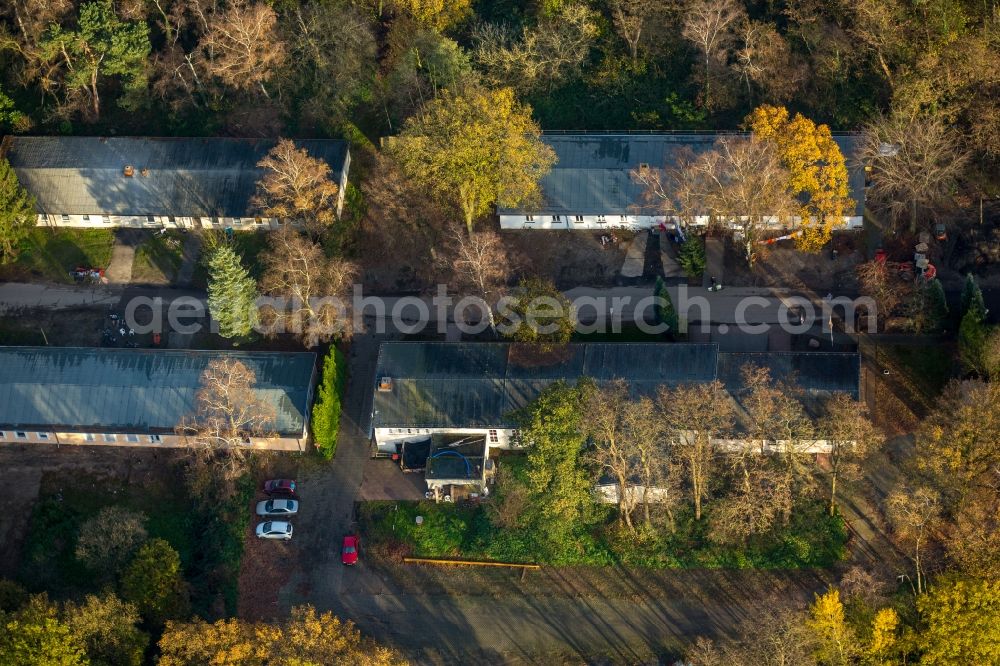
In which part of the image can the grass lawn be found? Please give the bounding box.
[18,463,253,618]
[131,231,186,284]
[883,343,954,401]
[192,230,270,288]
[0,321,47,345]
[0,228,115,283]
[573,324,667,343]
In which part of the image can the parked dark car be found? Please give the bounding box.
[264,479,297,496]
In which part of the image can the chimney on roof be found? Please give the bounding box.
[378,377,393,392]
[123,165,135,177]
[140,167,150,177]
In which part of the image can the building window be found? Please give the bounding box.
[597,215,606,224]
[211,216,220,225]
[61,214,70,222]
[102,215,111,223]
[621,216,628,223]
[84,433,96,442]
[15,431,27,440]
[525,215,534,222]
[149,435,162,443]
[552,215,561,222]
[574,215,585,223]
[488,429,499,443]
[126,434,139,443]
[167,216,176,223]
[37,432,49,440]
[82,215,90,222]
[255,217,264,225]
[147,215,155,223]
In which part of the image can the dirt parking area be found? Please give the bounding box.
[359,459,427,501]
[0,306,108,346]
[505,230,631,288]
[724,234,864,292]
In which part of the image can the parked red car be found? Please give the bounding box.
[264,479,297,496]
[341,535,360,565]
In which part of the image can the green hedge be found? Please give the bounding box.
[311,347,347,459]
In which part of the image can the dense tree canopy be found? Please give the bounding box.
[387,86,555,234]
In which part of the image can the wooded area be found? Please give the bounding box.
[2,0,995,168]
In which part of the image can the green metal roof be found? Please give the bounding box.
[370,342,861,430]
[717,351,861,398]
[4,136,348,218]
[498,133,866,216]
[371,342,720,429]
[0,347,315,436]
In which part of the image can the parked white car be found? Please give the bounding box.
[256,498,299,517]
[256,521,293,540]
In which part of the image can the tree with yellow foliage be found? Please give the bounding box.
[806,588,857,666]
[916,578,1000,665]
[388,0,472,32]
[866,607,900,665]
[388,86,556,235]
[158,605,405,665]
[747,105,854,253]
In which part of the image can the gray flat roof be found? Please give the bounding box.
[371,342,858,430]
[498,133,865,216]
[3,136,349,218]
[0,347,315,436]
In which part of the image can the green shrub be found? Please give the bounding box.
[359,498,848,570]
[678,235,706,279]
[120,539,190,626]
[311,347,347,459]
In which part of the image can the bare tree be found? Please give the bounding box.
[198,0,286,98]
[610,0,660,61]
[710,454,790,544]
[584,380,644,530]
[886,487,941,594]
[739,364,816,524]
[447,228,516,331]
[856,259,910,330]
[253,139,340,228]
[734,21,804,103]
[658,380,734,521]
[860,113,971,232]
[177,358,275,481]
[819,393,883,516]
[258,228,357,347]
[285,3,377,126]
[688,611,818,666]
[681,0,746,110]
[638,137,796,266]
[580,382,675,531]
[473,5,599,94]
[631,398,678,529]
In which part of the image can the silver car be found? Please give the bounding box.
[255,498,299,517]
[256,521,293,540]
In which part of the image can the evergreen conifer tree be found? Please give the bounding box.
[0,158,36,264]
[207,245,258,339]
